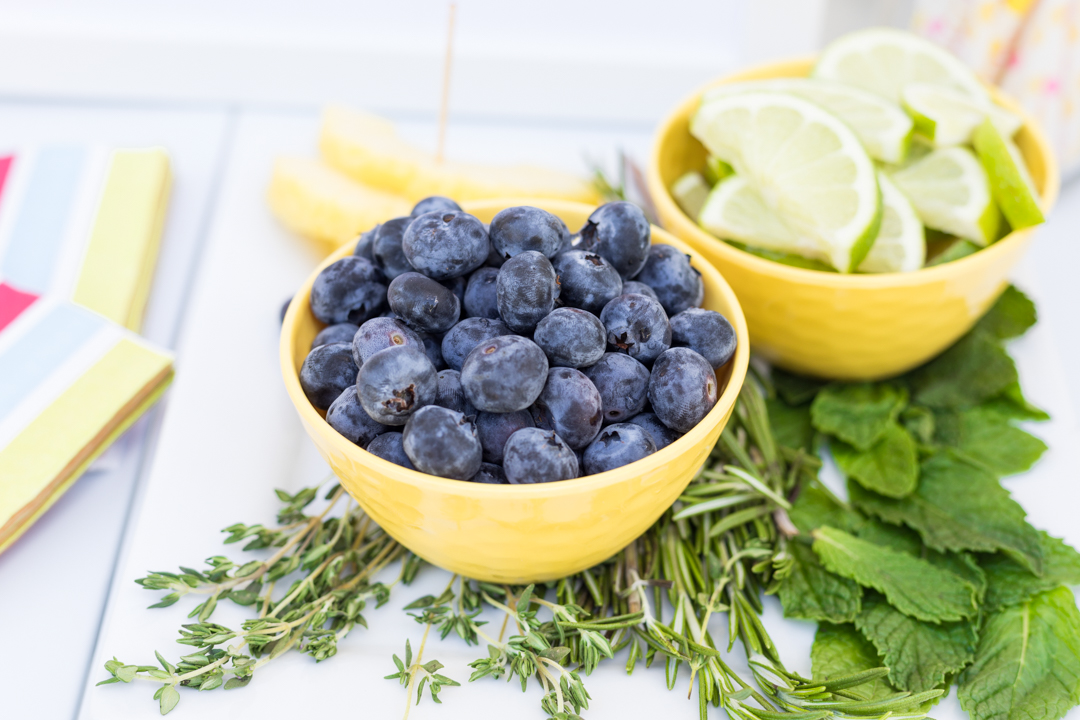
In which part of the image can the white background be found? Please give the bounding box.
[0,2,1076,720]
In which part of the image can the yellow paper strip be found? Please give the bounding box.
[72,149,172,330]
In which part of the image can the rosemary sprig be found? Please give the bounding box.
[101,379,933,719]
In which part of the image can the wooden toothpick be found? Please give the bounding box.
[435,3,457,165]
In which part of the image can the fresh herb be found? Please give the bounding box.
[102,285,1080,720]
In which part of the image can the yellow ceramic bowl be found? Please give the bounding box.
[281,199,749,583]
[647,58,1060,380]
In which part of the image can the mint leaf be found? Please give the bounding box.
[958,587,1080,720]
[941,406,1047,476]
[974,285,1036,340]
[812,622,896,701]
[909,331,1017,409]
[856,519,988,600]
[777,541,862,624]
[832,423,918,498]
[901,405,936,445]
[772,368,826,406]
[855,592,977,694]
[812,527,977,623]
[849,453,1043,574]
[789,484,864,535]
[811,383,908,450]
[982,532,1080,611]
[980,382,1050,422]
[767,397,814,451]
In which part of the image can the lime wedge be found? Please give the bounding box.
[902,83,1023,146]
[705,78,914,163]
[671,171,711,220]
[858,172,925,273]
[691,92,882,272]
[704,156,733,185]
[890,146,1002,245]
[698,175,829,262]
[814,28,988,105]
[972,118,1044,230]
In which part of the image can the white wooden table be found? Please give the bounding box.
[1,4,1078,718]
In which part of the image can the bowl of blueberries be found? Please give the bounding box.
[281,197,748,582]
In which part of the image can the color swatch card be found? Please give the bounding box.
[0,145,172,330]
[0,144,174,552]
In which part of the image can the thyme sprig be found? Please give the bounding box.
[101,380,935,719]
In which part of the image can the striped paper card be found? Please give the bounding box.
[0,290,173,552]
[0,145,171,330]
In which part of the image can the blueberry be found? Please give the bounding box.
[502,428,579,484]
[300,342,359,410]
[352,317,422,366]
[488,206,569,259]
[532,308,606,368]
[435,369,476,417]
[578,201,651,279]
[484,240,506,269]
[472,462,508,484]
[419,333,447,370]
[552,250,623,315]
[583,352,651,424]
[441,317,510,371]
[583,423,657,474]
[280,296,293,325]
[310,256,387,325]
[460,335,548,413]
[402,405,482,480]
[312,322,359,350]
[373,217,416,280]
[475,410,534,464]
[366,432,415,470]
[327,386,390,446]
[356,345,437,425]
[411,196,462,217]
[634,244,704,316]
[621,281,659,303]
[531,367,603,450]
[648,348,718,433]
[440,275,467,304]
[354,224,379,261]
[496,251,559,333]
[463,267,501,319]
[670,309,737,370]
[600,294,671,366]
[402,211,489,280]
[627,412,681,450]
[387,272,461,334]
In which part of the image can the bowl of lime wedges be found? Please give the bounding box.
[647,27,1059,381]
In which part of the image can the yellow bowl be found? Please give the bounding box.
[281,199,750,583]
[647,58,1060,380]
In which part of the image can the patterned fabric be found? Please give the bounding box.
[913,0,1080,177]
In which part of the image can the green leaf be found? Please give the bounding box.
[909,330,1017,409]
[832,423,919,499]
[811,622,895,701]
[224,675,252,690]
[974,285,1036,340]
[767,397,814,451]
[982,532,1080,611]
[943,406,1047,476]
[812,527,977,623]
[849,453,1043,574]
[811,383,908,451]
[789,484,864,535]
[980,381,1050,422]
[855,592,977,693]
[777,541,862,624]
[958,587,1080,720]
[158,684,180,715]
[900,405,936,445]
[772,368,827,406]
